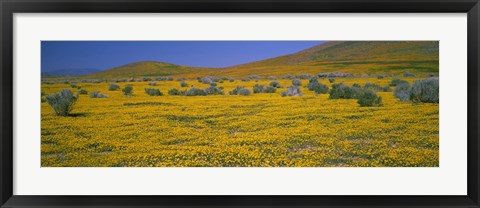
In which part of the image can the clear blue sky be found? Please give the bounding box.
[41,41,325,72]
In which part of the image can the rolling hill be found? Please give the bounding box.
[42,68,101,78]
[81,41,439,79]
[83,61,213,79]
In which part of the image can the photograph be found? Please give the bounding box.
[40,41,439,167]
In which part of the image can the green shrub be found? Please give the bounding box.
[185,88,207,96]
[144,88,163,96]
[307,78,319,90]
[253,84,267,93]
[204,86,224,95]
[394,83,411,101]
[328,78,336,83]
[264,86,276,93]
[90,90,108,98]
[253,84,276,93]
[229,78,235,82]
[109,84,120,91]
[78,89,88,94]
[357,90,383,107]
[410,77,439,103]
[149,81,157,86]
[307,78,328,94]
[390,78,408,87]
[292,79,302,86]
[168,88,184,95]
[229,86,244,95]
[377,75,385,79]
[180,81,188,87]
[143,77,152,81]
[70,83,78,88]
[314,84,329,94]
[45,89,79,116]
[329,83,358,99]
[229,86,251,95]
[269,81,282,88]
[122,85,133,96]
[238,88,251,96]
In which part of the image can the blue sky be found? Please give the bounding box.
[41,41,325,72]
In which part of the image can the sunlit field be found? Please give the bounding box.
[41,77,439,167]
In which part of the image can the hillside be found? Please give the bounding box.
[83,61,213,79]
[83,41,439,79]
[42,68,101,78]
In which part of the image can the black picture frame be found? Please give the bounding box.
[1,0,479,207]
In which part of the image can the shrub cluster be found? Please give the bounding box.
[269,81,283,88]
[122,85,133,96]
[238,88,251,96]
[108,84,120,91]
[307,78,328,94]
[204,86,225,95]
[253,84,276,93]
[45,89,79,116]
[281,85,302,97]
[229,86,251,96]
[90,90,108,98]
[410,78,439,103]
[394,83,411,101]
[180,81,188,87]
[364,82,391,92]
[185,88,207,96]
[329,83,383,107]
[168,88,185,95]
[167,86,224,96]
[317,72,353,78]
[292,79,302,86]
[143,77,152,81]
[393,78,439,103]
[144,88,163,96]
[357,89,383,107]
[155,76,174,81]
[329,83,359,99]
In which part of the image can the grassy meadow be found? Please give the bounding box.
[41,77,439,167]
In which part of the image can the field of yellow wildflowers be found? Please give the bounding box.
[41,77,438,167]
